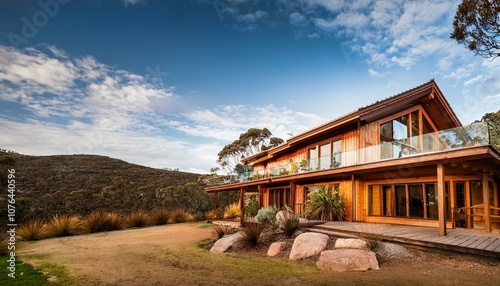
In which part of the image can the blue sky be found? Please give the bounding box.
[0,0,499,173]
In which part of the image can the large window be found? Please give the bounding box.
[268,187,291,209]
[308,139,342,170]
[380,109,436,159]
[369,182,451,221]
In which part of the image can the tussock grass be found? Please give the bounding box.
[17,219,46,241]
[278,211,300,237]
[212,225,236,239]
[170,209,191,223]
[126,211,150,228]
[235,222,270,250]
[85,211,109,233]
[224,203,241,219]
[150,209,170,225]
[44,215,85,238]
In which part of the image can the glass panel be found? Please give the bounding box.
[308,147,318,170]
[455,182,465,209]
[395,184,407,217]
[409,184,424,218]
[425,183,438,219]
[333,140,342,167]
[393,115,409,140]
[380,121,392,139]
[422,116,435,152]
[319,143,331,170]
[410,110,420,153]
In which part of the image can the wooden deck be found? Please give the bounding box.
[311,222,500,259]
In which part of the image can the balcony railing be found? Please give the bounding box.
[209,122,490,186]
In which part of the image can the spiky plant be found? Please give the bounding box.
[126,211,150,228]
[170,209,190,223]
[304,185,347,221]
[17,219,46,241]
[278,211,300,237]
[45,214,85,238]
[151,209,171,225]
[235,222,270,249]
[103,212,123,231]
[212,225,236,239]
[85,211,109,233]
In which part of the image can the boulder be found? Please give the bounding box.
[317,249,379,271]
[289,232,329,260]
[373,242,415,258]
[267,241,287,257]
[334,238,369,250]
[210,233,242,254]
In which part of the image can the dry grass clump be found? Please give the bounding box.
[84,211,124,232]
[278,211,300,237]
[224,203,241,219]
[17,219,46,241]
[212,225,237,239]
[170,209,191,223]
[150,209,171,225]
[44,214,85,238]
[126,211,150,228]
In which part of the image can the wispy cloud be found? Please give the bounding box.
[0,45,323,172]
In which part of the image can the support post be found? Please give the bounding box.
[483,173,491,232]
[290,181,296,213]
[351,175,356,222]
[213,191,218,211]
[240,188,246,225]
[437,164,446,236]
[257,185,263,209]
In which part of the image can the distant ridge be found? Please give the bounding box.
[0,150,201,224]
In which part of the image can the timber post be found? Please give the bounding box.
[437,163,446,236]
[483,172,491,232]
[240,187,246,225]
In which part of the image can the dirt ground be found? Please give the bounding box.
[18,222,500,286]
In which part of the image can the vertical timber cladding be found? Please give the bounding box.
[342,128,359,166]
[339,180,353,221]
[359,121,380,163]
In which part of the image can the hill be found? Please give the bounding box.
[0,150,202,224]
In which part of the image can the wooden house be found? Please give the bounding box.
[205,80,500,236]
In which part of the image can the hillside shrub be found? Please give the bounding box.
[103,212,123,231]
[17,219,46,241]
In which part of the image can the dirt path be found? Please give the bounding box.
[18,223,213,285]
[18,222,500,286]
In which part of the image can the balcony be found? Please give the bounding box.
[210,122,490,186]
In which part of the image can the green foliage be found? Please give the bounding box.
[0,255,50,285]
[17,219,46,241]
[304,185,346,221]
[244,193,259,216]
[44,215,85,238]
[0,151,201,226]
[217,128,283,174]
[160,182,212,215]
[150,209,171,225]
[255,205,278,225]
[483,110,500,151]
[235,222,270,249]
[450,0,500,59]
[126,211,150,228]
[278,211,300,237]
[170,209,191,223]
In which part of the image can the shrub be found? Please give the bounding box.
[85,211,109,233]
[126,211,150,228]
[45,214,85,238]
[244,193,259,217]
[151,209,170,225]
[255,205,278,225]
[278,211,300,237]
[103,212,123,231]
[170,209,190,223]
[304,185,346,221]
[212,225,237,239]
[235,222,270,249]
[224,203,241,219]
[17,219,46,241]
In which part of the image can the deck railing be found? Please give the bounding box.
[211,122,490,186]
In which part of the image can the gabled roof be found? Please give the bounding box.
[242,80,461,165]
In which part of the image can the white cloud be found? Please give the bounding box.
[0,45,325,172]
